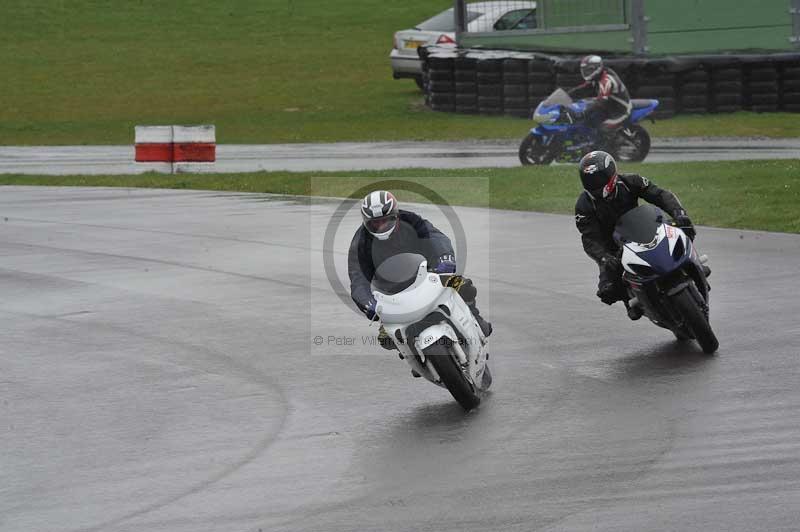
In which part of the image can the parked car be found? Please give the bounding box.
[391,1,537,89]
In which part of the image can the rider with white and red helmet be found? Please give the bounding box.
[569,55,633,137]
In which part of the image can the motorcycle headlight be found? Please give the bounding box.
[533,108,559,124]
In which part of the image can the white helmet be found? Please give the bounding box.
[361,190,399,241]
[580,55,604,81]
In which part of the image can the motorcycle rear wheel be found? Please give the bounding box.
[670,288,719,354]
[426,342,481,410]
[615,124,651,162]
[519,133,553,165]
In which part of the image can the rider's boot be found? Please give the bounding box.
[467,301,493,337]
[378,325,397,350]
[451,277,493,337]
[624,298,643,321]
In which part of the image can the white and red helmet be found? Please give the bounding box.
[361,190,399,240]
[580,54,604,81]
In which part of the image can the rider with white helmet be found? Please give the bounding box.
[348,190,492,346]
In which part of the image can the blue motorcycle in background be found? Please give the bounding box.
[519,88,658,165]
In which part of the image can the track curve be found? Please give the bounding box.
[1,187,798,532]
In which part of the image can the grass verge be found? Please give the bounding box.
[1,1,798,144]
[2,160,799,233]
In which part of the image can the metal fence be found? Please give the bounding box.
[540,0,627,28]
[461,0,629,33]
[458,0,796,55]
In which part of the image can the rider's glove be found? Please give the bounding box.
[596,280,619,305]
[360,298,379,321]
[600,254,621,273]
[673,209,695,241]
[433,254,457,274]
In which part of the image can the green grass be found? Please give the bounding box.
[648,112,800,139]
[1,0,798,145]
[3,160,799,233]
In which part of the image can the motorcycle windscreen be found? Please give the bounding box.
[371,253,426,295]
[614,204,666,245]
[541,88,573,107]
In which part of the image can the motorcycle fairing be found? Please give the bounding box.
[621,224,691,279]
[630,99,659,122]
[375,261,446,324]
[528,90,657,139]
[375,260,489,391]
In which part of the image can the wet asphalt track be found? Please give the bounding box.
[0,137,799,174]
[2,186,800,532]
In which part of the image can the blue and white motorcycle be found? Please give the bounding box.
[519,88,658,165]
[615,205,718,354]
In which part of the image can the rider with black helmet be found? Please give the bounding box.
[569,55,632,147]
[574,151,695,317]
[348,190,492,347]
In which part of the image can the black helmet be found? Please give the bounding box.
[579,150,618,200]
[580,54,604,81]
[361,190,399,240]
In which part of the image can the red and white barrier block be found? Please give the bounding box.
[135,125,216,173]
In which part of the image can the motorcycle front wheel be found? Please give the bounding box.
[670,288,719,354]
[518,133,554,165]
[615,124,651,162]
[425,342,481,411]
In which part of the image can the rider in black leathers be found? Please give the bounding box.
[574,151,696,318]
[348,190,491,347]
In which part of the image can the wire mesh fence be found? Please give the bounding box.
[462,1,538,32]
[462,0,628,33]
[539,0,627,28]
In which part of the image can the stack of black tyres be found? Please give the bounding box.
[477,56,503,115]
[710,64,743,113]
[502,58,530,118]
[419,56,430,106]
[745,62,780,112]
[634,65,676,118]
[678,66,711,114]
[423,47,800,117]
[555,61,582,92]
[780,63,800,112]
[528,59,556,112]
[454,54,478,114]
[427,54,456,112]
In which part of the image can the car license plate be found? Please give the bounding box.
[404,40,425,49]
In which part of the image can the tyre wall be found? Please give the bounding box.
[419,47,800,118]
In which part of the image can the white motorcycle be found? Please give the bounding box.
[372,253,492,410]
